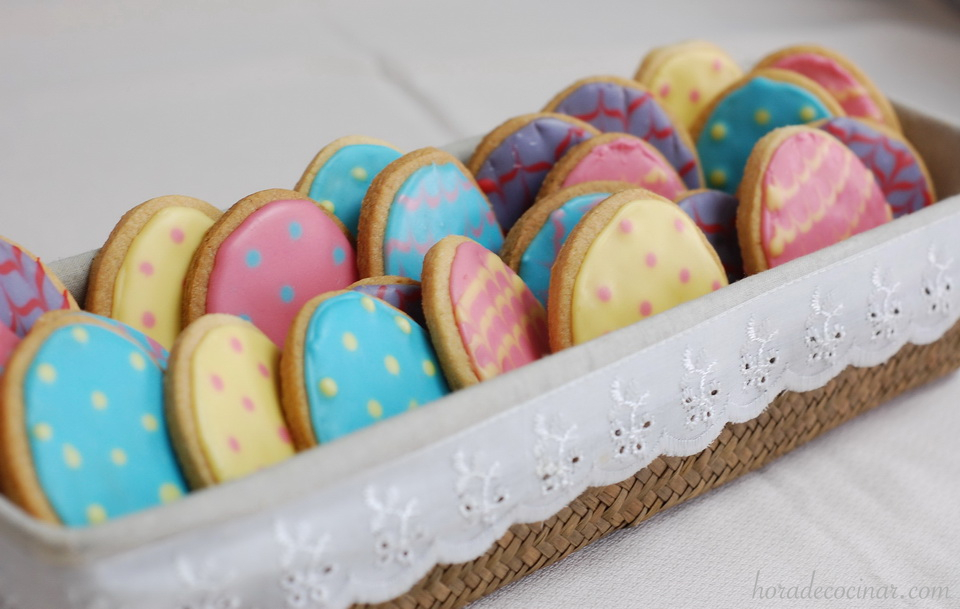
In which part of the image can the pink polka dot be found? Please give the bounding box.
[659,83,670,98]
[689,89,701,103]
[597,286,612,302]
[645,252,658,268]
[278,426,292,444]
[242,396,255,412]
[257,362,270,378]
[679,268,691,283]
[142,311,156,328]
[674,218,686,232]
[139,261,154,276]
[619,219,633,234]
[230,337,243,353]
[228,436,241,453]
[170,227,185,244]
[639,300,653,317]
[210,374,224,391]
[712,280,722,291]
[712,58,723,71]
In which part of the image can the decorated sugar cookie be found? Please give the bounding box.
[467,113,599,232]
[357,148,504,281]
[816,117,935,217]
[756,45,900,131]
[59,311,169,368]
[502,181,633,306]
[542,76,703,189]
[182,189,357,347]
[350,276,424,325]
[548,190,727,350]
[634,40,744,130]
[675,189,744,282]
[421,236,550,389]
[86,195,221,350]
[166,314,293,488]
[0,311,186,526]
[281,291,448,447]
[691,69,843,195]
[294,136,403,235]
[738,126,893,274]
[538,133,686,201]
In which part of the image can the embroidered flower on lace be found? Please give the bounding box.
[740,317,780,394]
[680,350,721,427]
[867,266,903,341]
[533,415,581,494]
[805,290,845,363]
[922,246,953,317]
[365,487,425,566]
[453,451,508,525]
[609,379,653,458]
[275,521,336,609]
[176,556,242,609]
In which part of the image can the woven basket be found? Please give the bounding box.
[364,319,960,609]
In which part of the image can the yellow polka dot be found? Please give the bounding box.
[394,316,412,334]
[799,105,816,121]
[709,169,727,188]
[71,327,89,344]
[318,200,335,213]
[110,448,127,466]
[384,355,400,375]
[33,423,53,441]
[319,377,338,398]
[63,444,82,469]
[367,399,383,419]
[37,363,57,384]
[360,296,376,312]
[754,109,770,125]
[342,332,358,351]
[710,122,727,141]
[91,390,108,410]
[408,399,419,410]
[159,483,182,504]
[422,359,437,377]
[141,414,159,432]
[129,352,146,371]
[351,166,369,181]
[86,504,107,525]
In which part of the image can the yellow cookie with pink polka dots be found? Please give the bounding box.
[165,314,295,488]
[548,189,727,350]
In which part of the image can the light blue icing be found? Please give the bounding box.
[24,323,186,527]
[382,162,504,280]
[75,311,169,368]
[519,192,611,306]
[309,144,402,235]
[303,291,449,443]
[696,76,834,194]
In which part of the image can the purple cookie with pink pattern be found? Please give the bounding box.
[467,113,599,232]
[675,189,743,282]
[350,277,424,326]
[544,76,703,190]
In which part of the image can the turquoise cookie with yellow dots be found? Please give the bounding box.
[0,310,187,527]
[280,290,449,448]
[690,68,844,194]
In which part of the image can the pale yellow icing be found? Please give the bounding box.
[647,49,743,129]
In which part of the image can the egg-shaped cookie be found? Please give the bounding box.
[166,314,294,488]
[281,291,449,447]
[87,195,221,350]
[349,276,424,326]
[422,236,550,389]
[295,135,403,235]
[183,189,357,347]
[0,311,187,526]
[675,189,744,282]
[549,190,727,350]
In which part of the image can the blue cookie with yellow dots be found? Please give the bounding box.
[0,310,187,527]
[280,290,449,448]
[690,69,844,195]
[295,135,403,235]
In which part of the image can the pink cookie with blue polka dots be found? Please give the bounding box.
[183,189,358,347]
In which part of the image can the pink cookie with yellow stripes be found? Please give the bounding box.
[421,236,550,389]
[738,126,893,275]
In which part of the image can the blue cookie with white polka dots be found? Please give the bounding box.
[0,311,187,526]
[280,290,449,447]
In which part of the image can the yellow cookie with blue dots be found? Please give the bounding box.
[0,311,187,527]
[281,290,450,448]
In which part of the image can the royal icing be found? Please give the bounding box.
[74,311,170,368]
[770,53,885,125]
[550,80,702,189]
[818,117,934,217]
[188,321,293,482]
[302,292,448,442]
[206,199,357,346]
[0,323,20,375]
[382,162,503,280]
[0,240,73,337]
[350,280,424,326]
[757,129,892,268]
[558,136,686,199]
[519,192,612,306]
[23,322,186,526]
[675,190,743,282]
[113,206,215,350]
[308,143,402,235]
[696,76,834,194]
[474,116,594,231]
[644,46,743,130]
[569,198,727,344]
[449,240,550,380]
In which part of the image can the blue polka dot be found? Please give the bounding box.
[245,250,262,268]
[239,314,252,322]
[280,285,295,303]
[333,247,346,265]
[289,221,303,240]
